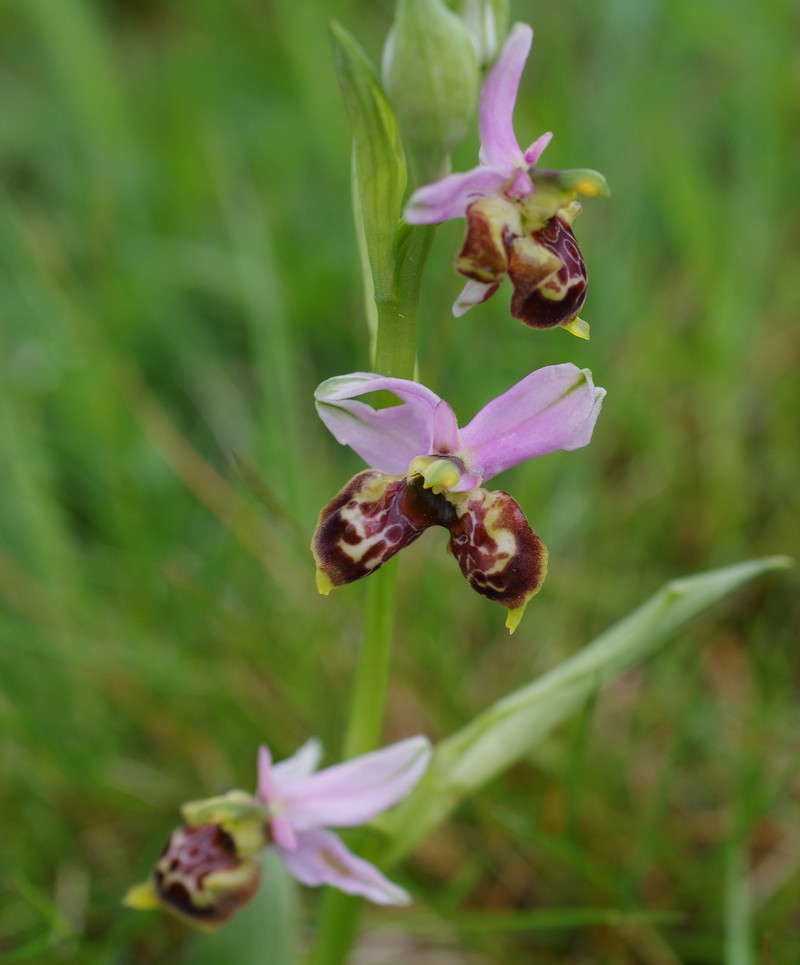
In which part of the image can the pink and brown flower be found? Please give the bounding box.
[124,736,432,927]
[404,23,608,337]
[313,365,605,632]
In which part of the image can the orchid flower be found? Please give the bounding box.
[404,22,608,337]
[124,736,431,928]
[255,735,430,904]
[313,364,605,632]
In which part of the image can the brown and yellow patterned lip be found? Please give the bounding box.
[312,471,456,590]
[508,213,588,330]
[150,823,261,929]
[448,488,548,632]
[456,196,519,284]
[454,193,588,334]
[313,469,547,632]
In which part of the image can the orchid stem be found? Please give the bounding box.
[343,557,399,758]
[309,892,362,965]
[311,223,434,965]
[343,223,433,762]
[374,226,434,378]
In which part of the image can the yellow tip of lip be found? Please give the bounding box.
[315,569,334,596]
[505,605,526,635]
[123,880,161,911]
[562,317,591,340]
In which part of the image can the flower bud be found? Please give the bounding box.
[454,0,510,66]
[383,0,479,179]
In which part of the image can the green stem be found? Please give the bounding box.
[311,223,434,965]
[374,225,434,378]
[342,557,398,759]
[309,892,362,965]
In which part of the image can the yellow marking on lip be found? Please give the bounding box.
[562,316,591,340]
[316,569,334,596]
[505,605,526,635]
[123,880,161,910]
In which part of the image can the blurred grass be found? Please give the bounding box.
[1,0,798,962]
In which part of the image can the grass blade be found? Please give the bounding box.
[379,556,792,862]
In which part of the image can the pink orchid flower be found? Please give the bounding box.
[125,737,431,927]
[404,23,608,337]
[313,364,605,632]
[257,735,431,905]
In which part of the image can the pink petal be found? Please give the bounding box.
[257,745,276,802]
[432,400,460,453]
[257,746,298,850]
[271,738,323,783]
[276,735,431,831]
[404,165,512,224]
[452,278,500,317]
[459,364,606,482]
[506,168,534,198]
[523,130,553,167]
[315,374,455,473]
[278,829,410,905]
[270,815,298,851]
[478,23,532,168]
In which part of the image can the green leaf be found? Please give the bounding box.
[378,557,792,863]
[330,22,407,303]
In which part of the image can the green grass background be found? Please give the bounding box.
[1,0,798,961]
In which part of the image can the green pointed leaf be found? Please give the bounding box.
[330,22,407,303]
[378,556,791,863]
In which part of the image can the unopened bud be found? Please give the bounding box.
[383,0,478,179]
[454,0,509,66]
